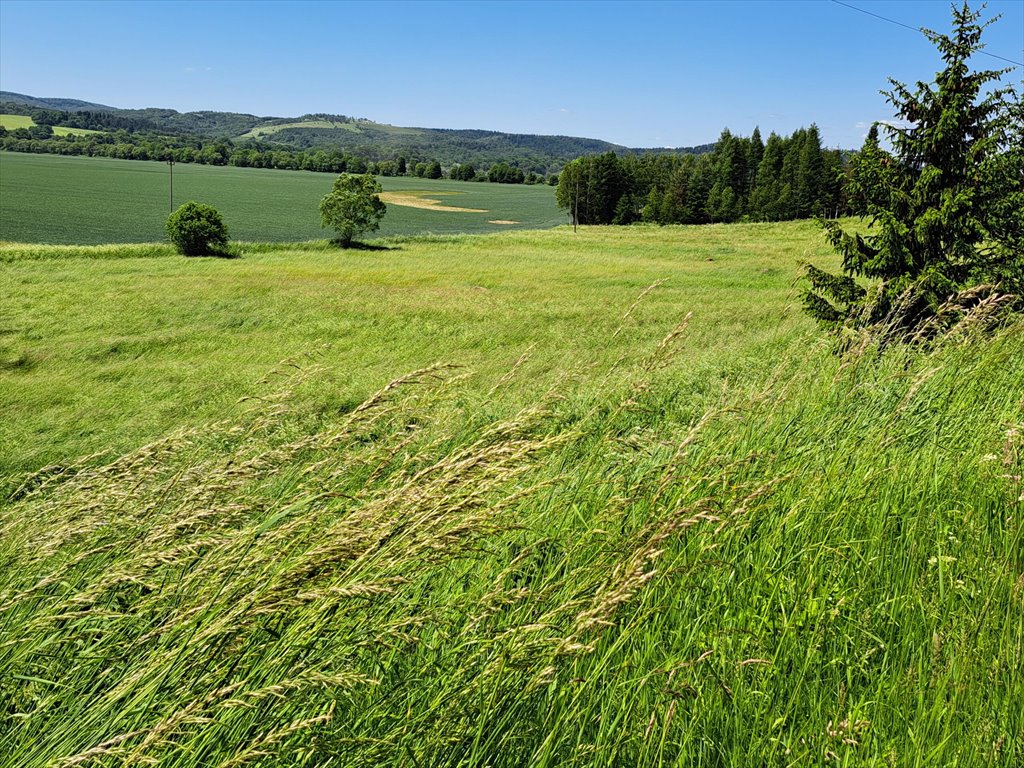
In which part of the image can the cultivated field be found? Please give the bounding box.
[0,152,564,244]
[1,223,1021,766]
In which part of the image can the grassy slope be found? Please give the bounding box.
[0,152,564,244]
[0,113,101,136]
[0,114,33,129]
[0,223,1021,767]
[1,222,817,487]
[239,119,362,138]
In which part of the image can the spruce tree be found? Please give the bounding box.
[795,124,824,217]
[846,124,887,216]
[750,132,785,220]
[748,127,764,193]
[820,149,847,219]
[687,154,715,224]
[707,128,747,221]
[803,2,1023,337]
[779,130,804,220]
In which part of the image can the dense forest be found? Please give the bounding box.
[556,125,851,224]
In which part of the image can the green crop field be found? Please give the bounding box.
[1,223,1021,767]
[0,152,564,244]
[0,113,102,136]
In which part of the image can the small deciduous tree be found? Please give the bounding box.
[449,163,476,181]
[425,160,443,179]
[166,201,229,256]
[319,173,387,247]
[803,2,1023,340]
[487,162,526,184]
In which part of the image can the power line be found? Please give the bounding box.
[830,0,1024,68]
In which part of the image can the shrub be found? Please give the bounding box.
[166,201,229,256]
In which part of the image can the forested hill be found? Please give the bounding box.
[0,91,713,171]
[0,91,116,112]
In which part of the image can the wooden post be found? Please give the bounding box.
[167,157,175,213]
[574,176,579,234]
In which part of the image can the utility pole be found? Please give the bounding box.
[167,157,175,213]
[574,176,579,234]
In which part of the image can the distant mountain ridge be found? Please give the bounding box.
[0,91,117,112]
[0,91,714,172]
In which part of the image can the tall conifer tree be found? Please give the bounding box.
[804,2,1023,336]
[748,127,765,193]
[846,124,888,216]
[795,124,825,217]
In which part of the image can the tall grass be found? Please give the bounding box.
[0,222,841,493]
[2,312,1020,766]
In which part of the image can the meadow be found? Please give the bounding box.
[0,152,564,244]
[1,223,817,486]
[0,113,102,137]
[1,222,1021,767]
[239,119,363,139]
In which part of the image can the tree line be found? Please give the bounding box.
[1,99,682,175]
[0,126,554,183]
[556,125,851,225]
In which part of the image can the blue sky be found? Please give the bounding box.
[1,0,1021,149]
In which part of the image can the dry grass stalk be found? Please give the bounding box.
[650,409,720,508]
[643,312,693,372]
[53,729,150,768]
[613,278,669,338]
[215,703,336,768]
[487,343,537,396]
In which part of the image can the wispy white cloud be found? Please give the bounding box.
[856,118,913,129]
[183,66,213,74]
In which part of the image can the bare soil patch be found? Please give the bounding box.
[378,191,487,213]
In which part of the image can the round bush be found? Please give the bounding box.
[166,201,229,256]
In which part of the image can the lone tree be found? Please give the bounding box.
[166,201,229,256]
[319,173,387,247]
[803,2,1023,340]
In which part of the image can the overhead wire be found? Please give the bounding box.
[829,0,1023,68]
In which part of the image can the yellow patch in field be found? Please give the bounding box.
[488,220,520,225]
[378,191,487,213]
